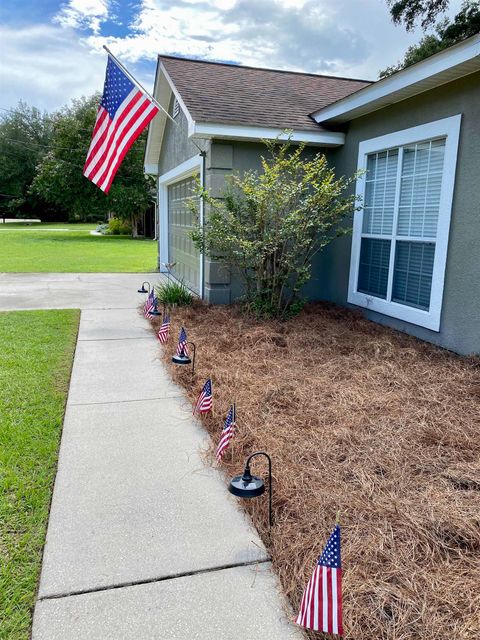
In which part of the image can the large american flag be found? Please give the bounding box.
[194,378,213,415]
[83,55,159,193]
[215,405,236,461]
[176,327,189,356]
[296,525,343,635]
[157,315,170,344]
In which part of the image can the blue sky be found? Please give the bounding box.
[0,0,462,112]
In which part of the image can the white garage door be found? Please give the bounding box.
[168,175,200,294]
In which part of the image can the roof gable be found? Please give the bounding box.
[158,56,371,133]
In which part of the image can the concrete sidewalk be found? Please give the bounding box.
[19,275,302,639]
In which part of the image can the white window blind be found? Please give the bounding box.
[357,137,446,312]
[397,139,445,238]
[363,149,398,235]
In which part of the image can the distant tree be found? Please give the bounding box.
[388,0,450,30]
[381,1,480,76]
[31,94,153,226]
[0,102,55,219]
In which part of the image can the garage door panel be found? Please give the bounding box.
[168,175,200,294]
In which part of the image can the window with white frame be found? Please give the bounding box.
[348,116,461,331]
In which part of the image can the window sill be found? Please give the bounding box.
[347,290,440,331]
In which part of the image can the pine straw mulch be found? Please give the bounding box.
[148,301,480,640]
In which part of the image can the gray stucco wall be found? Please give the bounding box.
[158,95,202,176]
[156,75,479,354]
[203,140,325,303]
[313,71,480,355]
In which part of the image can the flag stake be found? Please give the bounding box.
[102,45,177,124]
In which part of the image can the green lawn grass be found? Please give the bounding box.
[0,310,79,640]
[0,223,157,272]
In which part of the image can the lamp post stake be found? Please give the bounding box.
[244,451,273,528]
[189,341,196,378]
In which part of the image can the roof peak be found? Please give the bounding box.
[158,54,372,84]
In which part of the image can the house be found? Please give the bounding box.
[144,34,480,356]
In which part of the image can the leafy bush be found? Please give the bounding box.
[108,217,132,235]
[155,279,193,306]
[191,138,361,318]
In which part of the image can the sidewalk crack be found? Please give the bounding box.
[38,559,271,601]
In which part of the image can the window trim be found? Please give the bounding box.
[348,115,462,331]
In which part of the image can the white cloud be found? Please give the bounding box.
[82,0,433,79]
[1,0,465,112]
[54,0,112,35]
[0,24,106,111]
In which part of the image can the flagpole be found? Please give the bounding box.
[102,45,177,124]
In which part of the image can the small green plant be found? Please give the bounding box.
[155,279,193,306]
[108,217,132,235]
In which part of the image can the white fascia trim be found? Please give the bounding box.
[144,60,163,173]
[157,155,204,295]
[144,163,159,175]
[158,155,202,186]
[312,34,480,123]
[159,62,196,136]
[347,114,462,332]
[192,122,344,147]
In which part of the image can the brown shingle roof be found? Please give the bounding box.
[160,56,372,132]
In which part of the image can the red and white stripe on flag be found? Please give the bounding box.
[215,405,235,460]
[295,565,342,635]
[296,524,343,635]
[83,56,159,194]
[194,378,213,415]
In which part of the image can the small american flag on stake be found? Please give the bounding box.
[296,524,343,636]
[157,315,170,344]
[143,289,154,317]
[145,295,158,320]
[194,378,212,415]
[215,404,236,461]
[83,55,159,194]
[176,327,189,356]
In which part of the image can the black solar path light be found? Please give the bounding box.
[228,451,273,528]
[172,342,197,378]
[149,297,161,316]
[138,281,151,293]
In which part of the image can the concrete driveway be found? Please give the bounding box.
[0,273,164,311]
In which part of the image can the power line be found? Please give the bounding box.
[0,106,153,186]
[0,145,146,185]
[3,136,88,154]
